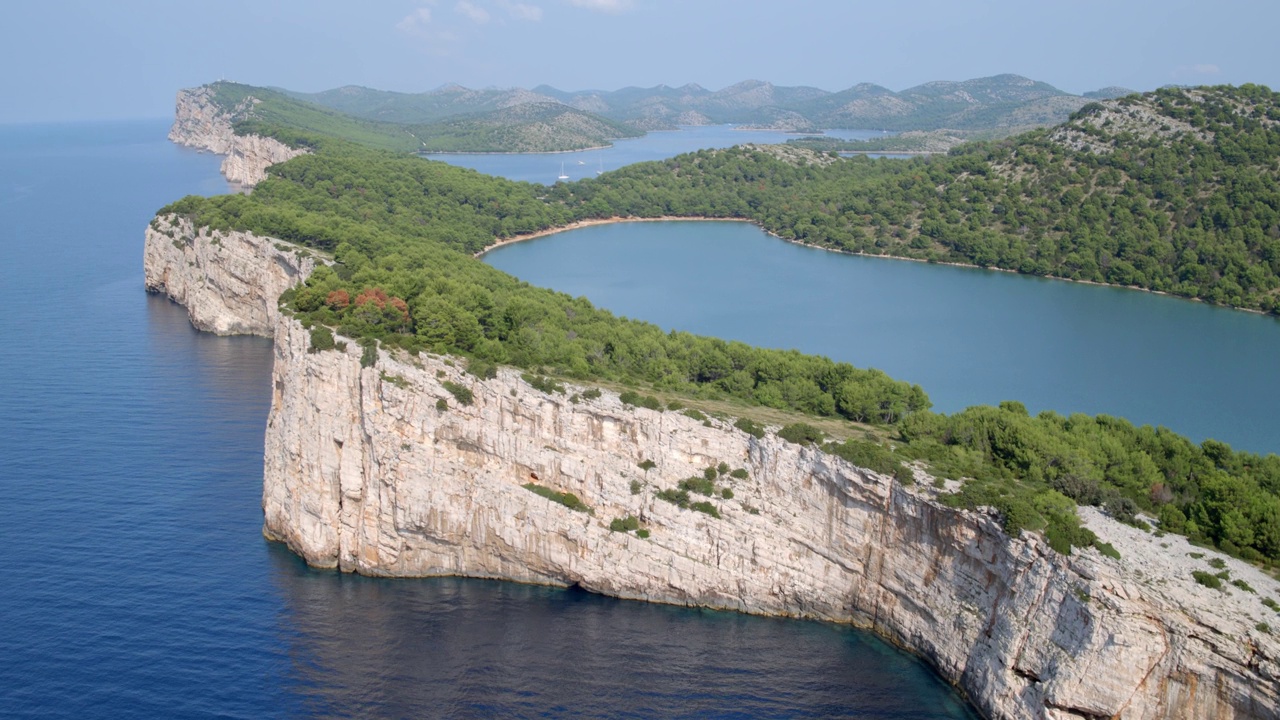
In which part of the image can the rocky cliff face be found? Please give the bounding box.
[145,215,1280,720]
[168,86,307,189]
[142,214,319,336]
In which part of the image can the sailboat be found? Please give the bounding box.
[596,154,604,176]
[557,162,570,181]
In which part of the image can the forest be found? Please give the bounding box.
[163,84,1280,566]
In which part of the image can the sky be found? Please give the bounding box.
[2,0,1278,123]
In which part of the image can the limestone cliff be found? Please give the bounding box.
[168,86,307,189]
[142,214,319,336]
[144,217,1280,720]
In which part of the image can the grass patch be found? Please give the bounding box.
[522,483,590,513]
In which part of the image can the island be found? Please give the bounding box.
[149,81,1280,720]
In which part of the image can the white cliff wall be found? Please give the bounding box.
[260,314,1278,720]
[168,86,307,189]
[142,214,318,336]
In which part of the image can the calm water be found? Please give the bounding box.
[425,125,887,184]
[0,121,978,718]
[485,221,1280,455]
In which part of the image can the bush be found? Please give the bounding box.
[1262,597,1279,612]
[734,418,765,439]
[629,480,642,495]
[442,380,473,406]
[1192,570,1223,589]
[581,387,602,400]
[690,501,721,519]
[522,373,565,395]
[360,340,378,368]
[703,467,718,482]
[778,422,825,445]
[717,462,730,476]
[721,488,734,499]
[1095,541,1121,560]
[619,390,661,410]
[309,326,336,352]
[666,400,684,411]
[825,439,899,476]
[1257,622,1271,634]
[467,358,498,379]
[1208,557,1227,569]
[1232,579,1256,593]
[730,468,749,480]
[678,476,716,496]
[522,483,590,512]
[637,459,656,472]
[682,408,707,421]
[636,529,650,539]
[435,398,448,411]
[609,515,641,532]
[656,488,690,507]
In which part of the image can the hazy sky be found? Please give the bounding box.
[3,0,1277,123]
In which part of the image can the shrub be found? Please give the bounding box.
[1095,541,1121,560]
[360,340,378,368]
[1262,597,1279,612]
[690,501,721,519]
[636,529,650,539]
[522,483,590,512]
[1258,622,1272,634]
[678,476,716,496]
[1232,579,1256,593]
[682,408,707,421]
[581,387,602,400]
[609,515,641,533]
[825,439,900,476]
[522,374,565,395]
[1208,557,1227,569]
[442,380,473,406]
[721,488,734,500]
[703,467,718,482]
[629,480,642,495]
[467,358,497,380]
[734,418,765,439]
[1192,570,1223,589]
[778,422,825,445]
[730,468,749,480]
[435,398,448,411]
[309,326,336,352]
[656,488,691,508]
[637,459,656,472]
[619,390,661,410]
[717,462,730,476]
[666,400,684,411]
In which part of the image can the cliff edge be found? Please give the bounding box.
[168,86,308,189]
[142,215,1280,720]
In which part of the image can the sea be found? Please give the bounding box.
[0,120,980,719]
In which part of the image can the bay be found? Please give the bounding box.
[0,121,977,718]
[425,125,887,184]
[484,220,1280,455]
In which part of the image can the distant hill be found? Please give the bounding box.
[204,75,1149,153]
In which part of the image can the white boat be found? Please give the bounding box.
[557,162,569,181]
[596,155,604,176]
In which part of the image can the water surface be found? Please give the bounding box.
[485,221,1280,454]
[0,121,978,718]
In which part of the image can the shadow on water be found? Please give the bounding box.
[266,546,979,719]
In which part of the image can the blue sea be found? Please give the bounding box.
[0,120,978,719]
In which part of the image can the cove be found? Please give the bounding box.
[0,122,978,717]
[484,220,1280,455]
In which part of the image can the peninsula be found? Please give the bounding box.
[147,83,1280,720]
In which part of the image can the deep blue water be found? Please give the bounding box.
[484,221,1280,455]
[425,125,888,184]
[0,121,978,718]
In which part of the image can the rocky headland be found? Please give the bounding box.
[143,87,1280,718]
[168,86,308,189]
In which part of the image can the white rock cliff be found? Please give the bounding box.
[168,86,308,189]
[145,120,1280,720]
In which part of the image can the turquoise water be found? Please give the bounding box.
[484,221,1280,455]
[425,125,887,184]
[0,122,979,717]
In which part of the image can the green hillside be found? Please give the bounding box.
[159,83,1280,568]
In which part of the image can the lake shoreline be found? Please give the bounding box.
[480,216,1273,317]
